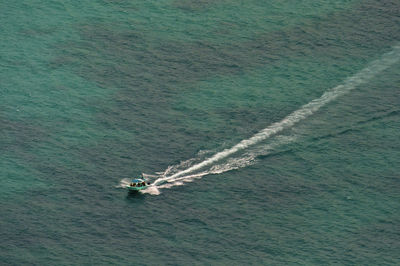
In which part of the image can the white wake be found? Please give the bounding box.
[124,45,400,195]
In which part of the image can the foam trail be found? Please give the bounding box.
[161,135,296,184]
[154,45,400,184]
[143,135,298,193]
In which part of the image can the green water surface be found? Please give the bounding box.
[1,0,399,264]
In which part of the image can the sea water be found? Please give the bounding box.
[1,0,399,264]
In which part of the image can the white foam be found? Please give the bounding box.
[158,135,296,186]
[120,45,400,194]
[116,178,131,188]
[153,45,400,186]
[141,186,160,195]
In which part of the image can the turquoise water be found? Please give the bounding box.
[1,0,399,264]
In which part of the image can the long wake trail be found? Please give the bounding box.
[127,45,400,194]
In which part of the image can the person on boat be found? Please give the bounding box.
[142,182,146,186]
